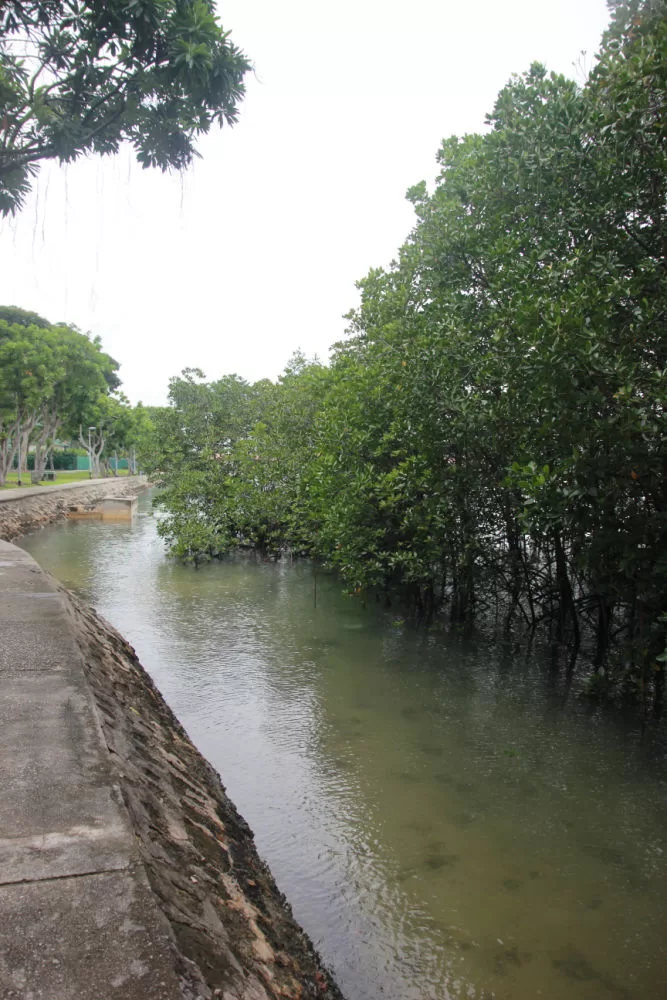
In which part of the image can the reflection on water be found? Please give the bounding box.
[19,491,667,1000]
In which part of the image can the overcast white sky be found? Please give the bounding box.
[0,0,610,405]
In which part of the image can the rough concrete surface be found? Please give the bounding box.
[0,538,345,1000]
[0,476,147,541]
[1,872,182,1000]
[0,478,115,503]
[0,541,183,999]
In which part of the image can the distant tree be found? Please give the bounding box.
[0,319,56,483]
[0,0,251,213]
[0,305,50,328]
[150,1,667,707]
[120,402,155,474]
[0,314,119,484]
[76,392,118,478]
[31,323,120,482]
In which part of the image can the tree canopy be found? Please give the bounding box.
[146,1,667,709]
[0,0,250,213]
[0,308,153,482]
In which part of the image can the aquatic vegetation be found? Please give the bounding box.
[147,2,667,707]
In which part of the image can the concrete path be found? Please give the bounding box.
[0,541,183,999]
[0,478,133,503]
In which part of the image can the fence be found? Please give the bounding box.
[13,453,130,472]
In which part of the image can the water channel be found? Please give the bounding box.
[19,490,667,1000]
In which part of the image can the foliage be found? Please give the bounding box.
[150,1,667,707]
[0,304,51,328]
[0,0,250,213]
[0,309,132,483]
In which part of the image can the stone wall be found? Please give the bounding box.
[0,478,147,541]
[67,585,344,1000]
[1,532,345,998]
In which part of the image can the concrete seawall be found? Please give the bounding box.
[0,540,344,999]
[0,477,148,541]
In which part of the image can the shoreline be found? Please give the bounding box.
[67,580,345,1000]
[0,537,345,999]
[0,476,148,541]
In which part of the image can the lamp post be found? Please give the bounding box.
[16,414,22,487]
[88,426,96,479]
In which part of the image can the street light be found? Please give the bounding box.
[16,414,22,487]
[88,426,96,479]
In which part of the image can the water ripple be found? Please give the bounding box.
[19,492,667,1000]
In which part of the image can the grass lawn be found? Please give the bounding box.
[1,469,131,489]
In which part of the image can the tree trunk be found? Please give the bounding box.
[20,426,30,474]
[0,434,18,486]
[79,426,105,478]
[31,409,60,484]
[593,594,613,669]
[0,414,36,486]
[31,430,49,484]
[554,528,580,652]
[504,503,523,629]
[30,444,45,484]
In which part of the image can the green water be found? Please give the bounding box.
[19,492,667,1000]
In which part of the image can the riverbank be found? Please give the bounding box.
[0,540,344,999]
[0,476,147,541]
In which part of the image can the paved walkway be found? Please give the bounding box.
[0,541,182,999]
[0,477,131,503]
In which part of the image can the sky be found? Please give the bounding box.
[0,0,611,406]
